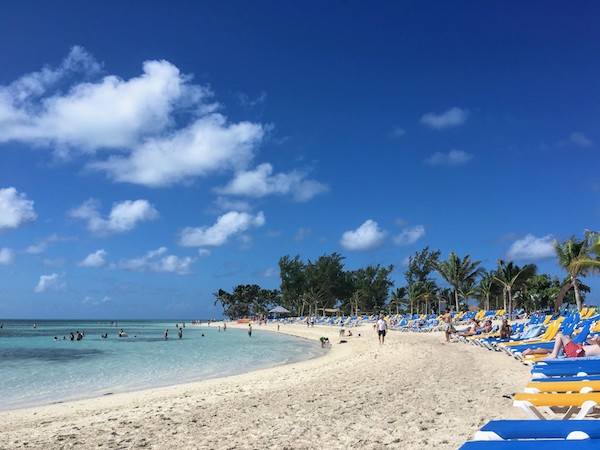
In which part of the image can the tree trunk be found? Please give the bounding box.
[454,289,460,312]
[572,275,583,312]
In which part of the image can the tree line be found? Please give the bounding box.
[213,231,600,319]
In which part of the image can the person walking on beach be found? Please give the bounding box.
[248,324,253,337]
[376,316,388,345]
[442,308,454,342]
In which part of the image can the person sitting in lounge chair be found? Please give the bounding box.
[522,331,600,359]
[499,318,512,339]
[456,319,480,337]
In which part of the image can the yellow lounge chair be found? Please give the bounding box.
[525,379,600,394]
[513,392,600,420]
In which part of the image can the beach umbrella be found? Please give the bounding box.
[269,306,291,314]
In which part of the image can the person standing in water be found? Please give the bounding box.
[248,324,252,337]
[178,327,183,339]
[164,329,168,340]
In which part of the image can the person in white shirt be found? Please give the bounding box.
[376,316,388,345]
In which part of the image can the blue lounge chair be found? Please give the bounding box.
[460,440,600,449]
[474,419,600,440]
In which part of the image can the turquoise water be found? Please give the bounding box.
[0,320,322,411]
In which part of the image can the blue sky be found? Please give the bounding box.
[1,2,599,319]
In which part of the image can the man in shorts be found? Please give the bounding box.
[522,332,600,359]
[442,308,454,342]
[376,316,388,345]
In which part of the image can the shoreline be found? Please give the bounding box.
[0,322,530,449]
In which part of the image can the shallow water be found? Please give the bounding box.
[0,320,322,410]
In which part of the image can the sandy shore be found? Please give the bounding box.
[0,322,530,449]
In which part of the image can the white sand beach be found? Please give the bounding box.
[0,323,530,449]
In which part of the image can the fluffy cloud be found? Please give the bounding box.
[216,163,329,202]
[0,47,267,187]
[506,234,555,260]
[89,115,264,186]
[179,211,265,247]
[421,107,469,129]
[79,249,108,268]
[0,187,37,230]
[113,247,195,274]
[340,220,386,251]
[34,273,67,293]
[70,199,158,235]
[425,149,473,166]
[0,247,14,265]
[394,225,426,246]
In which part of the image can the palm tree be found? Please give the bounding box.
[434,253,483,312]
[568,231,600,277]
[419,280,439,314]
[492,260,537,319]
[554,232,596,311]
[458,278,477,309]
[389,287,407,315]
[475,271,495,311]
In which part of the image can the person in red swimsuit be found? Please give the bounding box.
[522,332,600,359]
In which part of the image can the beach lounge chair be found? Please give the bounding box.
[460,440,600,449]
[473,419,600,440]
[531,359,600,378]
[512,391,600,419]
[524,379,600,393]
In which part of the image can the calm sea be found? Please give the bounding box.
[0,320,322,411]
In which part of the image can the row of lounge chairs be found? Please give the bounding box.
[460,308,600,448]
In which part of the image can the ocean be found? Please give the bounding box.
[0,320,322,411]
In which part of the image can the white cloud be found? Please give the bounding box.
[0,47,205,152]
[89,115,264,186]
[506,234,555,260]
[421,107,469,129]
[216,163,328,202]
[0,248,14,265]
[0,187,37,230]
[198,248,211,257]
[113,247,195,275]
[570,132,593,148]
[425,149,473,166]
[34,273,67,293]
[0,47,267,187]
[70,199,158,235]
[213,196,252,212]
[394,225,426,246]
[79,249,108,268]
[340,220,386,251]
[179,211,265,247]
[25,234,60,254]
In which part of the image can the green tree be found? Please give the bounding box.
[349,264,394,313]
[434,252,483,311]
[278,255,307,314]
[305,253,350,308]
[566,232,600,295]
[404,246,441,286]
[458,278,477,310]
[492,260,537,319]
[554,233,596,311]
[523,274,561,311]
[388,287,407,315]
